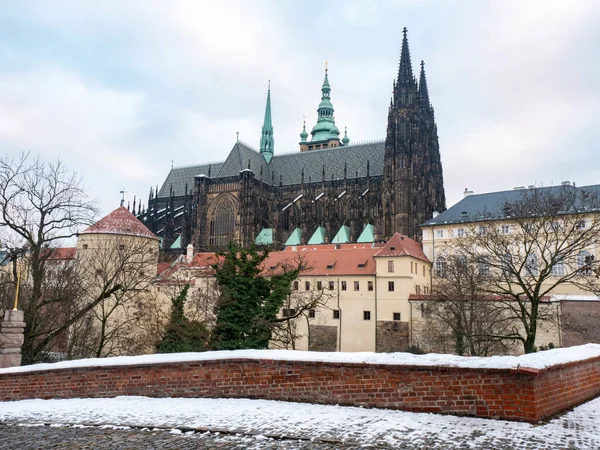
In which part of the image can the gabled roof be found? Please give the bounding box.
[374,233,429,262]
[80,206,158,240]
[156,140,385,199]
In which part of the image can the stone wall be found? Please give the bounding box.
[376,320,409,352]
[1,352,599,422]
[561,301,600,347]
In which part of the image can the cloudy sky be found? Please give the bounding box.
[1,0,599,216]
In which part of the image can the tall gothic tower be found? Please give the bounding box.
[382,27,446,241]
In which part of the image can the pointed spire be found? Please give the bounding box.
[260,80,274,163]
[398,27,414,87]
[419,60,431,112]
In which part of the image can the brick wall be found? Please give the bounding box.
[1,356,599,422]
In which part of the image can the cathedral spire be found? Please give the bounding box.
[260,80,274,163]
[419,60,431,113]
[309,63,338,142]
[397,27,414,86]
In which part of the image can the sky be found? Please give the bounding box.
[0,0,599,217]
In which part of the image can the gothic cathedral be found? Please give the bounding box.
[138,29,446,251]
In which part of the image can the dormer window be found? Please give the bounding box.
[357,260,367,269]
[326,261,336,269]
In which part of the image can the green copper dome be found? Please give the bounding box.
[300,120,308,142]
[342,126,350,145]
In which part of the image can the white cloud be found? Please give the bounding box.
[0,67,158,212]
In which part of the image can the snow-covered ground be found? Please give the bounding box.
[2,343,600,375]
[1,395,598,449]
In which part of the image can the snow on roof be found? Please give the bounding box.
[2,344,599,375]
[80,206,157,240]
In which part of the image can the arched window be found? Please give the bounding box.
[435,256,447,278]
[209,195,237,247]
[577,250,594,276]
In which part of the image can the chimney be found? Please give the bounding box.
[186,244,194,264]
[463,188,474,198]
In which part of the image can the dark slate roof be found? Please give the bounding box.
[422,184,600,227]
[158,162,224,198]
[157,140,385,199]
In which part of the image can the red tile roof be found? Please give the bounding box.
[46,247,76,261]
[80,206,157,240]
[374,233,430,262]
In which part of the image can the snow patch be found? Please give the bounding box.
[1,344,599,375]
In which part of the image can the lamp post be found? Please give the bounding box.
[12,265,20,310]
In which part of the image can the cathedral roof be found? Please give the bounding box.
[80,206,158,240]
[157,140,385,199]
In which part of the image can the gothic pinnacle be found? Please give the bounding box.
[398,27,414,86]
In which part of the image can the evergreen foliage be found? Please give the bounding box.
[211,243,299,350]
[157,284,209,353]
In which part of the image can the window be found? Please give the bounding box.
[423,265,425,276]
[341,281,347,291]
[551,259,565,277]
[478,226,487,236]
[293,281,299,291]
[119,244,125,250]
[209,194,237,247]
[368,281,373,291]
[576,220,586,231]
[478,256,490,277]
[388,260,395,273]
[436,230,444,238]
[393,312,401,321]
[415,285,421,294]
[326,261,336,269]
[82,244,88,250]
[354,281,360,291]
[328,281,335,290]
[501,225,510,234]
[363,311,371,320]
[410,261,413,273]
[317,281,323,290]
[435,256,447,278]
[457,228,465,238]
[308,309,316,318]
[424,286,429,294]
[525,254,538,276]
[305,281,311,291]
[388,281,395,292]
[577,251,594,276]
[420,303,431,317]
[282,308,296,317]
[333,310,340,319]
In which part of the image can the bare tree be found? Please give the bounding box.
[423,253,516,356]
[0,152,106,363]
[270,281,335,350]
[444,186,600,353]
[72,236,158,358]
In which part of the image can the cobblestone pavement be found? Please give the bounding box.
[0,421,590,450]
[0,424,357,450]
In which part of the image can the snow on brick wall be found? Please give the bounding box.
[1,348,599,422]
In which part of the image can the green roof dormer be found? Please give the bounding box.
[259,81,274,163]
